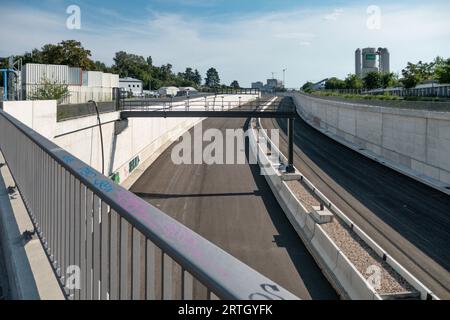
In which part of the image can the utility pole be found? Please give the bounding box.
[283,68,287,88]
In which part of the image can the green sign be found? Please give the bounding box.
[129,156,140,173]
[111,172,120,184]
[365,54,376,61]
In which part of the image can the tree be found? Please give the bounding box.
[205,68,220,88]
[401,62,422,89]
[325,77,346,90]
[230,80,240,89]
[435,57,450,84]
[301,81,314,90]
[344,74,363,89]
[93,61,111,73]
[193,69,202,86]
[363,72,381,90]
[30,77,70,102]
[380,72,399,88]
[34,40,95,70]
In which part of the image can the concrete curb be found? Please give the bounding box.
[249,121,382,300]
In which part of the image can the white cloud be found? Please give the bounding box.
[324,8,344,21]
[0,3,449,87]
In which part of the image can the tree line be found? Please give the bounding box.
[302,56,450,91]
[0,40,242,90]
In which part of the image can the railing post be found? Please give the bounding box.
[286,117,295,173]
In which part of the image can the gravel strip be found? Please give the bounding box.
[286,180,320,208]
[286,179,416,296]
[322,218,415,295]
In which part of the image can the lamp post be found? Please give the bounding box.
[283,68,287,89]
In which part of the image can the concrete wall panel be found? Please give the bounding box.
[292,93,450,190]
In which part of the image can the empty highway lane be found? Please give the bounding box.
[131,114,338,300]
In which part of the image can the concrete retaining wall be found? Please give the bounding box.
[291,93,450,194]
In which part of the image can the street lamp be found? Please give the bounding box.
[283,68,287,88]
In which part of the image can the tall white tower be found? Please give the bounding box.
[355,49,362,77]
[378,48,390,73]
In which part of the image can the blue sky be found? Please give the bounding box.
[1,0,449,87]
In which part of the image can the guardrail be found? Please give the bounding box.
[0,108,298,300]
[309,85,450,98]
[119,96,291,114]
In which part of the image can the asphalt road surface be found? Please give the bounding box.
[0,242,8,300]
[131,115,338,300]
[261,97,450,299]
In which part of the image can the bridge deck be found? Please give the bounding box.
[131,116,338,299]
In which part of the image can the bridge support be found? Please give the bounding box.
[286,117,295,173]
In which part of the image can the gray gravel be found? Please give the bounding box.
[286,179,416,296]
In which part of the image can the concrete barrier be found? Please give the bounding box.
[248,117,381,300]
[290,92,450,195]
[253,103,439,299]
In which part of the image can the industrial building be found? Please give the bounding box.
[251,79,282,93]
[177,87,198,96]
[119,77,143,97]
[251,81,264,91]
[20,63,119,104]
[355,47,390,77]
[158,86,180,97]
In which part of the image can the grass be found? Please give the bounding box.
[307,90,448,102]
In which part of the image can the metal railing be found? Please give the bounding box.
[119,96,290,113]
[199,88,260,95]
[309,85,450,98]
[0,109,298,300]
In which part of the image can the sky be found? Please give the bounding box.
[0,0,449,87]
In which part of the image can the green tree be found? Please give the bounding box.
[435,57,450,84]
[301,81,314,90]
[380,72,399,88]
[344,74,363,89]
[205,68,220,88]
[35,40,95,70]
[363,72,381,90]
[325,77,346,90]
[230,80,240,89]
[93,61,111,73]
[30,77,70,102]
[193,69,202,86]
[401,63,421,88]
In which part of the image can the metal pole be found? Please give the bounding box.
[3,71,8,101]
[286,117,295,173]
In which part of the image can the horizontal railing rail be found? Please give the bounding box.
[0,108,298,300]
[119,97,294,113]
